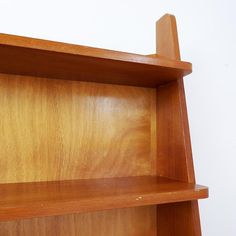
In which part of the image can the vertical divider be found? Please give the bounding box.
[155,14,202,236]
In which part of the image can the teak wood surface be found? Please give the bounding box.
[0,176,207,221]
[0,74,157,183]
[0,32,192,88]
[0,207,157,236]
[155,14,203,236]
[0,14,207,236]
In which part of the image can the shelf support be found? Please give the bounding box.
[156,14,202,236]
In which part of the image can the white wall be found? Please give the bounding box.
[1,0,236,235]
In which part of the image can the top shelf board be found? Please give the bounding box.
[0,33,192,87]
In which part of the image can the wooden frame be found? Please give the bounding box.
[0,14,208,235]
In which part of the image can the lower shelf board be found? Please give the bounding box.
[0,176,208,221]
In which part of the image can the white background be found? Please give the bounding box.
[1,0,236,235]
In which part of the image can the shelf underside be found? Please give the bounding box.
[0,176,208,221]
[0,33,192,87]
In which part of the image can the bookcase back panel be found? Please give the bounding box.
[0,73,157,183]
[0,206,157,236]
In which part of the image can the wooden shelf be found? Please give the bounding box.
[0,176,208,221]
[0,33,192,87]
[0,14,208,235]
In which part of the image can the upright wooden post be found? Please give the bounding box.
[156,14,202,235]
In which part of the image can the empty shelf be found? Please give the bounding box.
[0,176,208,221]
[0,33,192,87]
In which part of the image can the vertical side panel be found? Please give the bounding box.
[156,81,194,182]
[157,202,201,236]
[156,14,201,236]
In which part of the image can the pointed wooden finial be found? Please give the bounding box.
[156,14,181,60]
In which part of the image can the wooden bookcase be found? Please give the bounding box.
[0,14,208,235]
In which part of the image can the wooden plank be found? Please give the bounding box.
[0,33,192,87]
[155,14,203,236]
[0,33,191,69]
[156,81,194,181]
[0,73,156,183]
[0,206,157,236]
[157,201,201,236]
[0,176,208,221]
[0,14,206,236]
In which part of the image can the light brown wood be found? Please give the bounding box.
[155,14,202,236]
[156,82,194,181]
[156,14,195,182]
[157,201,201,236]
[0,73,156,183]
[0,206,157,236]
[0,14,207,236]
[0,176,208,221]
[0,33,192,88]
[156,14,180,60]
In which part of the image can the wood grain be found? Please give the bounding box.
[156,14,180,60]
[156,82,194,181]
[157,201,200,236]
[155,14,203,236]
[156,15,194,181]
[0,14,207,235]
[0,73,156,183]
[0,33,192,88]
[0,176,208,221]
[0,206,157,236]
